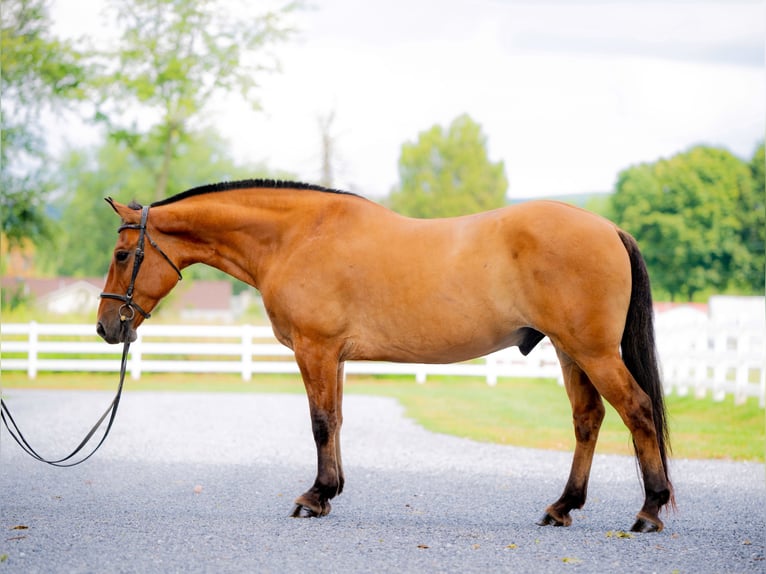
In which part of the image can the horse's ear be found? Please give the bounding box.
[104,197,141,223]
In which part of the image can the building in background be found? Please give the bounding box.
[1,277,237,321]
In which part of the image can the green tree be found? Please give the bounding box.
[48,131,293,278]
[742,142,765,291]
[93,0,302,201]
[389,114,508,218]
[49,142,148,277]
[610,145,759,300]
[0,0,85,246]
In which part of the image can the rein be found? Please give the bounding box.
[1,342,130,467]
[1,205,182,466]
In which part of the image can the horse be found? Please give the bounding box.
[96,179,673,532]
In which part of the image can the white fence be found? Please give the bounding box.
[0,323,562,385]
[2,317,764,407]
[655,307,765,407]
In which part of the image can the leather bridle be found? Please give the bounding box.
[1,205,183,467]
[100,205,183,324]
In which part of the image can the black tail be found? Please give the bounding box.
[618,230,673,503]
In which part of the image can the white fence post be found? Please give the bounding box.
[131,332,142,380]
[28,321,38,379]
[760,365,766,409]
[486,353,498,387]
[711,332,727,402]
[241,324,253,381]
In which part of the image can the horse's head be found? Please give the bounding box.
[96,198,182,344]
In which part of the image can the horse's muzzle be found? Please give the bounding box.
[96,320,137,344]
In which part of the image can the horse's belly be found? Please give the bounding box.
[350,314,530,364]
[344,257,529,363]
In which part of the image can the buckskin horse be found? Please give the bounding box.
[96,179,673,532]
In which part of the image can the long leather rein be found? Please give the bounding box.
[1,205,182,466]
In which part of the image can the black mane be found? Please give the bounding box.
[146,179,361,208]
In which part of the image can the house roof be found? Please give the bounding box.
[653,302,708,315]
[1,277,105,299]
[175,280,232,311]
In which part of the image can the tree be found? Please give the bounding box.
[0,0,85,246]
[610,145,760,300]
[48,142,148,277]
[389,114,508,218]
[742,142,765,291]
[92,0,303,201]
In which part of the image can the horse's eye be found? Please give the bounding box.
[115,250,130,263]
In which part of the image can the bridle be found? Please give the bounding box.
[100,205,183,325]
[0,205,183,467]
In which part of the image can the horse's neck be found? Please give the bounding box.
[156,189,344,288]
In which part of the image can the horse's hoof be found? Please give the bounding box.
[289,501,331,518]
[630,515,663,533]
[291,503,315,518]
[537,511,571,527]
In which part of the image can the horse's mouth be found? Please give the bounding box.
[96,321,137,344]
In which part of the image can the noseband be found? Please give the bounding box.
[100,205,183,322]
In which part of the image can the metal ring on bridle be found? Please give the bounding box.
[119,304,135,322]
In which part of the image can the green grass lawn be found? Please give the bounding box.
[3,371,764,461]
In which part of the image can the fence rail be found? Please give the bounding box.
[2,320,763,406]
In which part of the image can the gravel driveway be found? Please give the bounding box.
[1,389,764,573]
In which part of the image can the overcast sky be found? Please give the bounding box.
[53,0,765,199]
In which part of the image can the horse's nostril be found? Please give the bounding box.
[96,322,106,339]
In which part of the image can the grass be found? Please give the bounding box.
[2,371,764,462]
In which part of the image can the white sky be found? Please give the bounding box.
[52,0,765,199]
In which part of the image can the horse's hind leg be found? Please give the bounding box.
[539,351,605,527]
[291,346,345,518]
[580,354,671,532]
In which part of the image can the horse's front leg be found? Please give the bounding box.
[291,346,345,518]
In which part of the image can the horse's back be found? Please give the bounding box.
[318,200,633,363]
